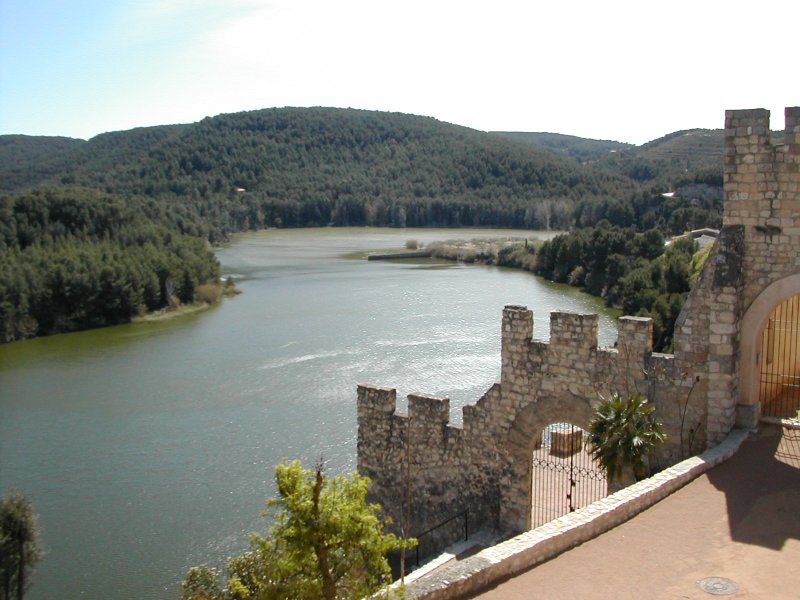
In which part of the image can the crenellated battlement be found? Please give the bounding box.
[501,304,532,342]
[356,386,456,429]
[356,384,396,416]
[357,309,656,434]
[357,306,668,544]
[546,310,599,351]
[357,107,800,558]
[724,107,800,232]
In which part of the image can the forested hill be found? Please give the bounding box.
[1,108,643,236]
[495,128,724,185]
[595,129,724,186]
[0,107,728,342]
[0,187,221,342]
[490,131,632,163]
[0,134,87,191]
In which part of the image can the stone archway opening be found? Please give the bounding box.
[758,293,800,420]
[740,275,800,426]
[530,422,607,529]
[501,395,599,533]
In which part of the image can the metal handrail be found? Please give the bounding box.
[413,509,469,566]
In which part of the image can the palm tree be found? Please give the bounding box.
[587,393,667,489]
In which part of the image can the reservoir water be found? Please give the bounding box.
[0,228,618,599]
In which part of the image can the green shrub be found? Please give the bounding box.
[587,393,667,487]
[195,283,222,304]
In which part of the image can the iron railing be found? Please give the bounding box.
[413,509,469,566]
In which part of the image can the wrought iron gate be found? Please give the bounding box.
[531,423,607,529]
[760,294,800,421]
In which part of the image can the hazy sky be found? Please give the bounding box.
[1,0,797,144]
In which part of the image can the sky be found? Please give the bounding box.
[0,0,797,145]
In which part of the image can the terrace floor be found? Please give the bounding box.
[471,424,800,599]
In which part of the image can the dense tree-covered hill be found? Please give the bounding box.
[1,109,728,239]
[0,107,729,342]
[0,135,86,191]
[0,134,84,167]
[1,108,644,236]
[492,127,724,186]
[490,131,632,163]
[0,187,220,342]
[634,129,723,164]
[595,128,724,186]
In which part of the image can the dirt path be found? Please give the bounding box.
[471,425,800,599]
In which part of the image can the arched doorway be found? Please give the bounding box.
[500,395,599,532]
[530,422,607,528]
[758,294,800,420]
[740,274,800,423]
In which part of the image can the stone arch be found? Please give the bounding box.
[739,273,800,420]
[500,394,596,532]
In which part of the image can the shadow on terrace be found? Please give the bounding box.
[705,424,800,550]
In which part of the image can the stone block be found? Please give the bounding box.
[735,404,758,431]
[549,429,583,457]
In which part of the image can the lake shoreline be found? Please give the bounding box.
[0,227,618,600]
[132,302,215,323]
[133,284,243,324]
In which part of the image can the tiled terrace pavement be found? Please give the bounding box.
[472,425,800,599]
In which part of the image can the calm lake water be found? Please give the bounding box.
[0,228,618,599]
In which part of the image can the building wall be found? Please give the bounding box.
[357,107,800,551]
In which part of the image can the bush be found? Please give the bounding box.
[496,242,537,271]
[568,265,586,287]
[195,283,222,304]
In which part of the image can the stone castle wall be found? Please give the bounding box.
[724,107,800,305]
[357,107,800,554]
[673,107,800,442]
[359,309,685,546]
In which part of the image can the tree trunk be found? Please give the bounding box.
[607,468,637,494]
[312,467,336,600]
[16,537,24,600]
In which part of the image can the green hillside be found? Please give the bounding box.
[0,107,728,342]
[1,108,727,239]
[0,134,86,190]
[1,108,642,236]
[490,131,632,163]
[636,129,724,164]
[0,187,220,343]
[492,128,724,186]
[596,128,724,184]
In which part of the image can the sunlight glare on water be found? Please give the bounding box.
[0,228,618,600]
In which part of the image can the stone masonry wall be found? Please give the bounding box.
[358,308,677,548]
[357,107,800,558]
[673,107,800,444]
[724,108,800,309]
